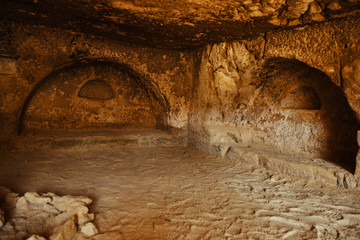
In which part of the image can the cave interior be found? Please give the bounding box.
[1,0,360,239]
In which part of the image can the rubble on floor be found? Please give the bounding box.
[0,187,105,240]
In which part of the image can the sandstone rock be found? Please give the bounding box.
[0,186,18,207]
[327,1,342,10]
[343,173,357,189]
[24,192,51,205]
[4,0,360,49]
[342,58,360,118]
[26,235,47,240]
[49,193,94,225]
[335,171,345,187]
[0,188,97,239]
[0,208,4,228]
[0,57,17,74]
[49,215,77,240]
[310,13,325,22]
[80,222,99,237]
[309,1,322,13]
[88,231,124,240]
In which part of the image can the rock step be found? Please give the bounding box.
[224,145,358,189]
[0,129,185,151]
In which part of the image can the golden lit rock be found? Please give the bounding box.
[0,0,360,239]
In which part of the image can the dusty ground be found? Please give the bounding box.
[1,146,360,239]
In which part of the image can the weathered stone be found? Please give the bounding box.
[190,39,359,173]
[24,192,51,205]
[1,147,360,238]
[309,2,322,13]
[0,57,17,74]
[26,235,47,240]
[78,79,115,100]
[22,63,158,130]
[0,208,4,228]
[224,146,346,186]
[335,171,345,187]
[0,22,197,138]
[80,222,99,237]
[342,58,360,119]
[327,1,342,10]
[87,231,124,240]
[49,215,77,240]
[1,1,360,48]
[280,86,321,110]
[0,189,97,239]
[48,193,94,226]
[0,5,360,238]
[343,173,357,189]
[355,149,360,181]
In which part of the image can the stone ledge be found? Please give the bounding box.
[0,129,185,151]
[223,145,358,189]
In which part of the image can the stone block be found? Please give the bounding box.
[81,222,99,237]
[49,215,77,240]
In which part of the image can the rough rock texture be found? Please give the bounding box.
[1,0,360,197]
[0,1,360,238]
[189,17,360,174]
[1,16,360,180]
[22,62,158,130]
[1,147,360,239]
[0,208,4,228]
[224,145,358,189]
[0,57,17,74]
[2,0,360,48]
[0,188,98,240]
[4,129,184,152]
[27,235,46,240]
[80,222,99,237]
[0,21,199,139]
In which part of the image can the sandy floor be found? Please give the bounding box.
[1,146,360,239]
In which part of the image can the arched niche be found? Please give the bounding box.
[248,58,359,172]
[18,61,168,133]
[78,79,115,100]
[281,86,321,110]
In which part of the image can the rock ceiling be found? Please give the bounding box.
[1,0,360,49]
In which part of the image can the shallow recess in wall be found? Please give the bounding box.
[250,58,360,173]
[16,61,174,147]
[281,85,321,110]
[78,79,115,100]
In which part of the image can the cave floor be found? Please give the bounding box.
[1,146,360,239]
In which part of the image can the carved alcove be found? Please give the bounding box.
[78,79,115,100]
[19,61,168,134]
[248,58,359,172]
[280,85,321,110]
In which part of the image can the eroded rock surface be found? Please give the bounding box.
[0,188,100,240]
[0,147,360,239]
[2,0,360,48]
[189,20,360,173]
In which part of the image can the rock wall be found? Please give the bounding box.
[0,21,200,139]
[1,17,360,178]
[189,17,360,173]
